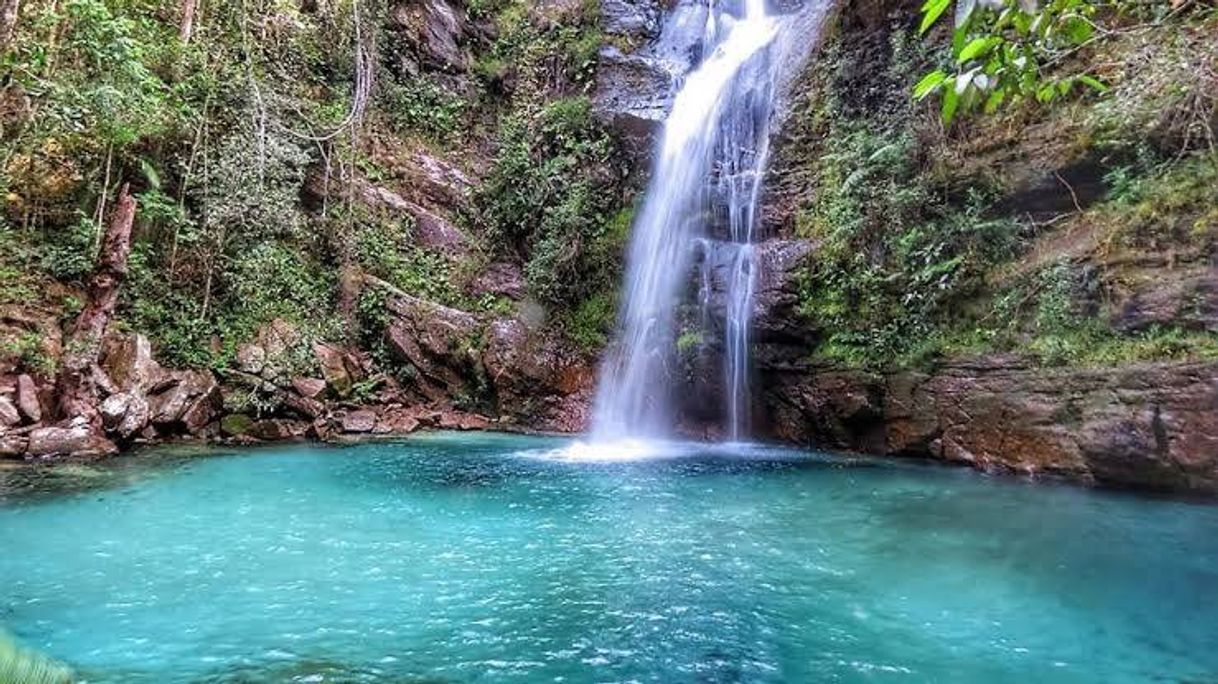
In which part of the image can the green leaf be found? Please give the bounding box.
[942,85,961,124]
[1061,15,1093,43]
[983,87,1006,113]
[920,0,952,33]
[957,37,994,63]
[913,70,949,99]
[1078,74,1108,92]
[139,159,161,189]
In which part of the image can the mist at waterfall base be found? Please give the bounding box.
[4,434,1218,683]
[588,0,817,449]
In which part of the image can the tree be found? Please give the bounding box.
[57,183,137,426]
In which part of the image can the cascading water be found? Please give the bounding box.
[590,0,824,445]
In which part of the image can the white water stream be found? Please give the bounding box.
[591,0,820,444]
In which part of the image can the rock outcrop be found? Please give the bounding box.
[593,0,708,161]
[761,357,1218,493]
[382,293,595,432]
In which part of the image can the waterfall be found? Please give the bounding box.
[590,0,825,444]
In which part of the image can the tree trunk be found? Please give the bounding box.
[179,0,197,44]
[0,0,20,51]
[57,183,137,427]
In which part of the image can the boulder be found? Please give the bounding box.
[148,370,220,431]
[388,0,471,73]
[26,423,117,458]
[437,410,491,431]
[383,295,481,401]
[15,373,41,422]
[376,408,422,434]
[99,334,162,393]
[313,343,367,398]
[1112,270,1218,333]
[99,392,151,440]
[482,317,595,432]
[247,419,308,441]
[468,262,527,301]
[0,395,19,428]
[235,343,267,375]
[0,433,27,457]
[340,410,378,433]
[282,392,326,420]
[291,377,327,399]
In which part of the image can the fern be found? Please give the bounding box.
[0,630,74,684]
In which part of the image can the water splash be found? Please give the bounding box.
[592,0,823,443]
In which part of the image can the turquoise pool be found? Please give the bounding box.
[2,433,1217,682]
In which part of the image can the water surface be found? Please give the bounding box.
[2,433,1217,682]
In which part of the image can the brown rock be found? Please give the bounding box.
[0,433,27,457]
[99,334,163,393]
[376,409,422,435]
[26,423,117,458]
[99,392,151,439]
[0,394,19,427]
[313,343,366,398]
[437,410,490,431]
[247,419,308,441]
[759,356,1218,493]
[291,377,327,399]
[383,295,481,401]
[282,392,325,420]
[236,343,266,375]
[388,0,471,72]
[341,410,378,433]
[15,374,41,422]
[468,262,526,300]
[149,367,221,430]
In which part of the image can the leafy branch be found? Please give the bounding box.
[913,0,1108,122]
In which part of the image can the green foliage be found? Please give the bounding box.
[915,0,1107,122]
[565,290,617,352]
[0,266,37,305]
[1097,157,1218,251]
[35,215,95,282]
[479,97,627,308]
[379,76,469,146]
[353,213,460,305]
[675,330,702,355]
[796,47,1019,365]
[484,0,604,94]
[0,332,57,375]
